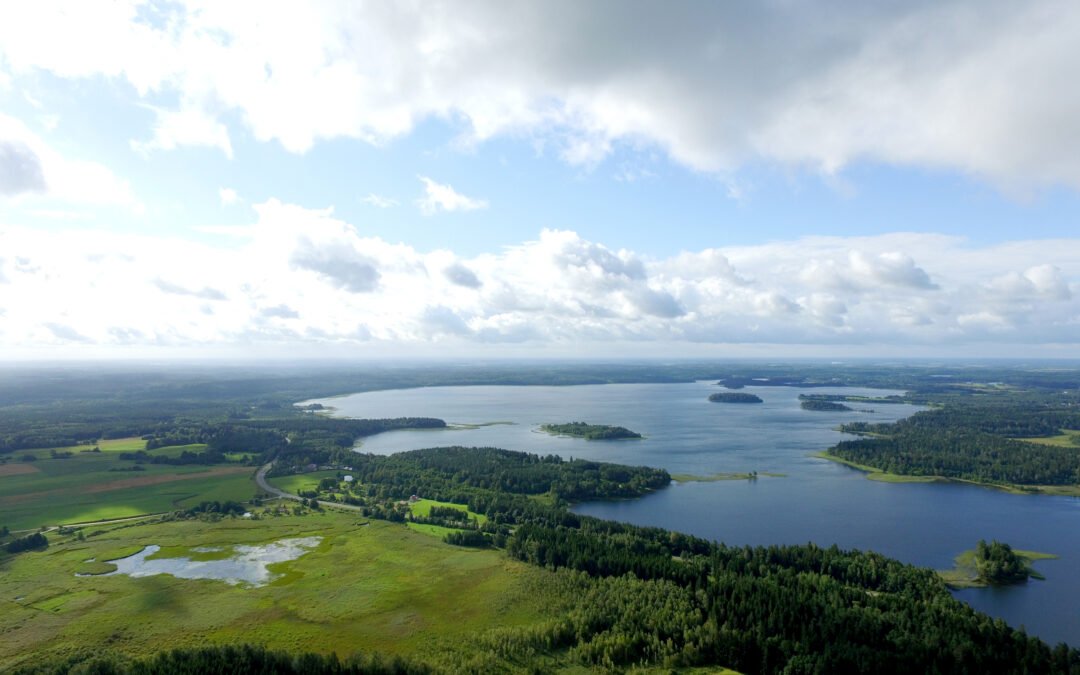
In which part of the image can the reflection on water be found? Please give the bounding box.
[88,537,321,586]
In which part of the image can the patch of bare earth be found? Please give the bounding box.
[0,463,41,477]
[81,466,251,493]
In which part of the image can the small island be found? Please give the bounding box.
[539,422,643,440]
[708,392,763,404]
[800,399,853,412]
[938,539,1057,588]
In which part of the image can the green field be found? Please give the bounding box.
[266,470,342,495]
[0,452,257,530]
[406,522,465,538]
[1023,430,1080,447]
[0,510,563,671]
[408,498,488,524]
[95,437,149,453]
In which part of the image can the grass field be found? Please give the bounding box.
[96,438,149,453]
[266,470,342,495]
[1022,430,1080,447]
[0,451,257,530]
[0,510,565,671]
[406,522,465,538]
[408,498,488,524]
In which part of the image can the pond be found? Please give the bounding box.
[84,537,321,586]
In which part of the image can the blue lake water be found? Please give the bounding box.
[308,382,1080,646]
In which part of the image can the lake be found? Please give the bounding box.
[307,381,1080,646]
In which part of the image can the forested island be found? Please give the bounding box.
[539,422,642,440]
[708,392,763,403]
[939,540,1056,588]
[800,399,853,412]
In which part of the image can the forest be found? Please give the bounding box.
[262,447,1080,673]
[974,540,1033,585]
[800,399,852,411]
[830,397,1080,486]
[709,392,763,403]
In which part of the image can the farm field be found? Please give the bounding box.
[265,470,341,496]
[0,451,257,530]
[0,510,563,672]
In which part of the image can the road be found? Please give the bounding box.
[255,462,366,513]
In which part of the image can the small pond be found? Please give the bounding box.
[80,536,321,586]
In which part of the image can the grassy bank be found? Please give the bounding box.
[938,548,1058,589]
[671,472,786,483]
[813,452,940,483]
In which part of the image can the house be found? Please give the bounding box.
[343,475,354,483]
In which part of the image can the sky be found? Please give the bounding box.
[0,0,1078,360]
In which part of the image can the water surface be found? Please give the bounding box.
[93,537,321,586]
[309,382,1080,645]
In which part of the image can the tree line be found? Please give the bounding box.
[279,446,1080,673]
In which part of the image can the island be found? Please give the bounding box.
[539,422,643,440]
[708,392,763,403]
[800,399,853,412]
[938,539,1057,588]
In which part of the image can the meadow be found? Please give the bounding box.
[0,509,564,672]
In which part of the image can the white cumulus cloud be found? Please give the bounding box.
[416,176,488,215]
[1,202,1076,355]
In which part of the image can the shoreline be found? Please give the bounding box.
[814,451,1080,496]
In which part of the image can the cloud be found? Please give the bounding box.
[290,239,381,293]
[219,187,240,206]
[0,140,47,195]
[416,176,487,215]
[154,279,227,301]
[362,193,398,208]
[2,2,1079,189]
[260,304,299,319]
[849,251,938,290]
[131,106,233,158]
[0,113,138,208]
[44,322,91,343]
[0,203,1077,354]
[443,263,482,289]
